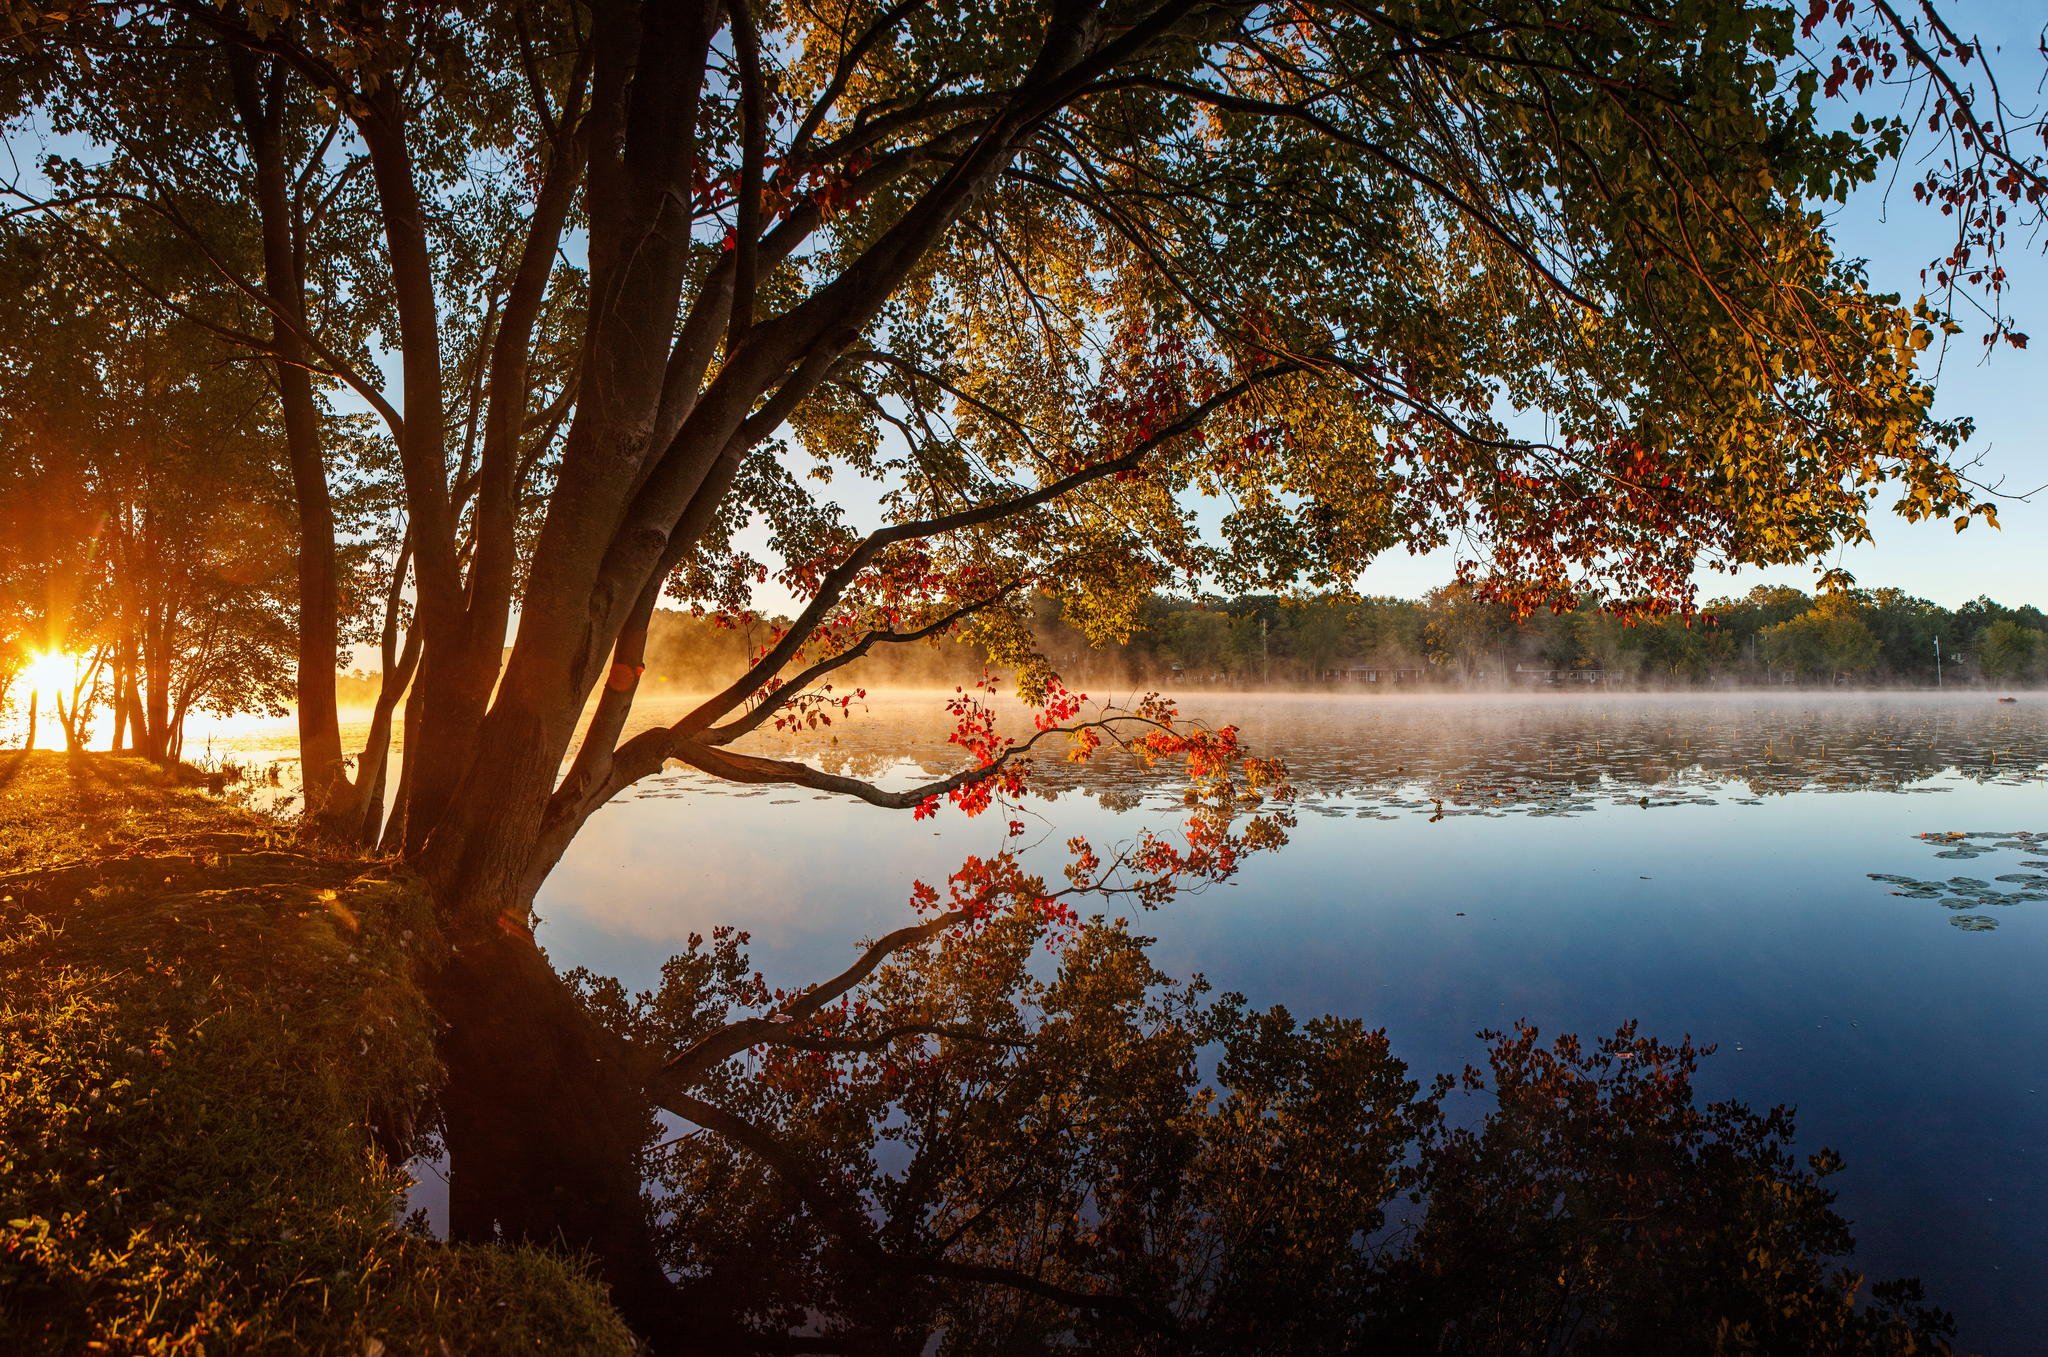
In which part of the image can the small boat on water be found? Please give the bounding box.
[1996,696,2019,704]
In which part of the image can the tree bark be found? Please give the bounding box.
[227,50,349,822]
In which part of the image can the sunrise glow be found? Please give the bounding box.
[19,650,80,703]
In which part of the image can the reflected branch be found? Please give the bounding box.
[653,1083,1170,1332]
[666,909,972,1082]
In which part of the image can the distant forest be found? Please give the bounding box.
[334,584,2048,704]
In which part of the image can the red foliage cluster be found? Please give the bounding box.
[939,675,1025,819]
[1032,676,1085,731]
[1082,331,1225,469]
[771,684,865,734]
[905,681,1294,930]
[909,853,1074,930]
[1450,431,1733,622]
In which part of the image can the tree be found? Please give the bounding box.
[1859,588,1947,683]
[4,0,2044,1341]
[1423,583,1515,678]
[1291,596,1352,679]
[1763,597,1884,683]
[1959,597,2048,686]
[0,224,298,759]
[1978,619,2044,684]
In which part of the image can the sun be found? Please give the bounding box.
[20,650,80,702]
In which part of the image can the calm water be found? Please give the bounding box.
[197,691,2048,1350]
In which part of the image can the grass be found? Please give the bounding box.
[0,751,636,1355]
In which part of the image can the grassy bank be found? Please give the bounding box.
[0,752,635,1355]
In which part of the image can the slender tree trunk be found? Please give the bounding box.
[124,683,147,758]
[227,51,350,823]
[379,672,432,855]
[343,621,419,846]
[358,740,391,847]
[111,654,129,753]
[143,610,173,763]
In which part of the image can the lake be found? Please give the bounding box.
[192,690,2048,1351]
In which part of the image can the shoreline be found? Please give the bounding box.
[0,753,633,1355]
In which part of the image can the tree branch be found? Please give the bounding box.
[679,366,1295,736]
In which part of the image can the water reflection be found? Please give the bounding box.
[658,692,2048,820]
[434,907,1960,1354]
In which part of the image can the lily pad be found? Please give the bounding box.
[1950,915,1999,932]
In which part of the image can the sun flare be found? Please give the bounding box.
[20,650,81,701]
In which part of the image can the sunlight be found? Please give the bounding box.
[20,650,80,702]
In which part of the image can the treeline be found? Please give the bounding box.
[623,584,2048,696]
[1045,585,2048,689]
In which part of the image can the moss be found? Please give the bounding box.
[0,752,635,1355]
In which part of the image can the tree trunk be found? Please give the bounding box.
[110,654,129,753]
[420,694,581,931]
[345,662,410,845]
[142,609,173,763]
[388,644,500,856]
[227,50,350,825]
[379,671,433,855]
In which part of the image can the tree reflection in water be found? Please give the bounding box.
[431,907,1957,1355]
[416,697,2028,1352]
